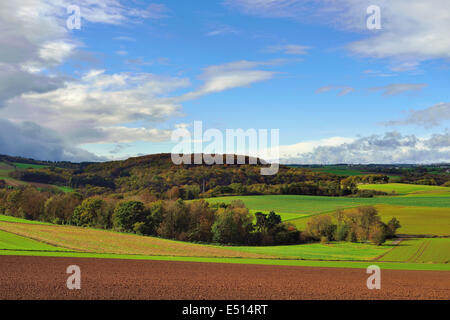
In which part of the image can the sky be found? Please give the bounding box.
[0,0,449,164]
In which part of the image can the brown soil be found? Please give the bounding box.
[0,256,448,300]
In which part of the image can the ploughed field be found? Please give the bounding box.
[1,255,449,300]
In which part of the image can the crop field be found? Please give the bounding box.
[379,238,450,264]
[0,221,272,259]
[359,183,450,196]
[225,241,395,261]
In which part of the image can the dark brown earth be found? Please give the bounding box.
[0,256,448,300]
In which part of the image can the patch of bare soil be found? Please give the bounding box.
[0,256,448,300]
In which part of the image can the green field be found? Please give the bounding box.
[308,166,368,176]
[12,162,49,169]
[0,230,69,251]
[0,181,448,271]
[379,238,450,264]
[226,241,395,261]
[359,183,450,196]
[0,221,448,271]
[0,214,52,225]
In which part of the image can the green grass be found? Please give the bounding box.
[0,215,52,225]
[224,241,395,261]
[0,218,448,271]
[359,183,450,195]
[0,230,69,251]
[12,162,49,169]
[375,205,450,236]
[379,238,450,264]
[207,194,450,218]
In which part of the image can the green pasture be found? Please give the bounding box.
[379,238,450,264]
[359,183,450,195]
[225,241,395,261]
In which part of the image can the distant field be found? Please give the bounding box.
[0,161,73,193]
[12,162,49,169]
[359,183,450,196]
[207,194,450,218]
[289,204,450,235]
[379,238,450,264]
[375,205,450,236]
[308,166,367,176]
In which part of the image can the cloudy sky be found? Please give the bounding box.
[0,0,449,164]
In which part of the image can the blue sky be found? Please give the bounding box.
[0,0,449,163]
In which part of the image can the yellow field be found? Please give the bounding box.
[0,221,271,259]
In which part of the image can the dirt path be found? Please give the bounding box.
[0,256,448,300]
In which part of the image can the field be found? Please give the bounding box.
[0,218,448,271]
[207,185,450,236]
[1,256,448,300]
[12,162,49,169]
[0,162,73,192]
[0,182,448,300]
[359,183,450,196]
[379,238,450,264]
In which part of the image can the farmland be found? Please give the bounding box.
[0,161,73,192]
[206,184,450,237]
[0,218,448,271]
[379,238,450,264]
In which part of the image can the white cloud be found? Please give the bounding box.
[206,25,238,36]
[315,85,355,96]
[279,132,450,164]
[1,70,190,145]
[181,60,279,100]
[383,102,450,128]
[226,0,450,66]
[267,44,310,55]
[369,83,427,96]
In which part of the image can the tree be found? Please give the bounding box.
[305,215,336,241]
[71,198,107,227]
[369,224,386,245]
[157,199,190,240]
[386,217,401,238]
[113,201,147,233]
[187,200,215,242]
[212,207,254,244]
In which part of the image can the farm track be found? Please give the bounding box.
[0,255,449,300]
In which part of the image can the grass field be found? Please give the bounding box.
[359,183,450,196]
[0,221,272,259]
[0,221,448,271]
[0,162,73,193]
[206,187,450,236]
[379,238,450,264]
[0,214,52,225]
[12,162,49,169]
[226,241,395,261]
[0,230,69,251]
